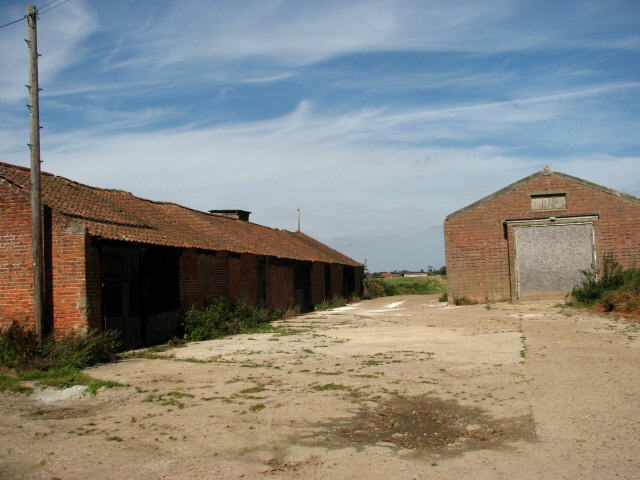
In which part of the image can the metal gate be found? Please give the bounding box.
[514,222,595,299]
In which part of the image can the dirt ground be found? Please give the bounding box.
[2,295,639,480]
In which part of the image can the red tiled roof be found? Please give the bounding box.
[0,162,362,267]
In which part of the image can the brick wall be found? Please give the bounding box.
[445,173,640,302]
[228,253,257,305]
[266,261,294,310]
[0,179,94,333]
[179,248,199,309]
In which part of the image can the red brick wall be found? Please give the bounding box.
[266,261,293,310]
[179,248,199,309]
[228,253,257,305]
[445,173,640,302]
[0,180,37,328]
[0,179,94,333]
[310,261,325,305]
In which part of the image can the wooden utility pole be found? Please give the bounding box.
[26,5,44,343]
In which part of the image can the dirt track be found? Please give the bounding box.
[1,295,639,479]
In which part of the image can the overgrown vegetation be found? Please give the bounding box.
[0,322,121,394]
[182,298,283,341]
[314,296,348,311]
[570,254,640,315]
[365,276,446,299]
[0,322,119,372]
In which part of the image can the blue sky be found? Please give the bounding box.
[1,0,639,272]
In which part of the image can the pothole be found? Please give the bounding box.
[299,395,536,455]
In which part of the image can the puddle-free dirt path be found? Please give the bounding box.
[1,296,638,479]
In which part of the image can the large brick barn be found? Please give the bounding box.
[444,167,640,303]
[0,162,363,346]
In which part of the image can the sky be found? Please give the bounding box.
[1,0,639,272]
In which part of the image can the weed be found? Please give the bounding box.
[315,296,348,311]
[453,296,477,306]
[182,298,283,341]
[438,292,448,302]
[240,385,265,394]
[312,383,348,391]
[249,403,265,412]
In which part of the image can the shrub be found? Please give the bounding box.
[570,253,640,314]
[0,321,120,372]
[0,321,40,370]
[182,298,283,341]
[363,276,386,299]
[453,296,476,306]
[438,292,448,303]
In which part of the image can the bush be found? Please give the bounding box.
[182,298,283,341]
[381,277,446,296]
[363,277,386,299]
[0,321,120,372]
[570,253,640,314]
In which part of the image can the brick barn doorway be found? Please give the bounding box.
[513,222,596,299]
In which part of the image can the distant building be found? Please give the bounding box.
[444,167,640,302]
[0,162,363,347]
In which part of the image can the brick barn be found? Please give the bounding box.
[444,167,640,303]
[0,162,363,347]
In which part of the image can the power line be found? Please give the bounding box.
[39,0,73,15]
[0,15,26,31]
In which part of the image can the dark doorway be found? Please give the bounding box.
[293,261,312,312]
[101,242,180,348]
[343,266,355,298]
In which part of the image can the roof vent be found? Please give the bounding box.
[542,166,553,175]
[208,209,251,221]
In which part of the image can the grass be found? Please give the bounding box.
[315,296,348,311]
[312,383,348,391]
[17,368,122,395]
[381,277,446,296]
[0,375,32,394]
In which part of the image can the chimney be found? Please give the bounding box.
[208,209,251,221]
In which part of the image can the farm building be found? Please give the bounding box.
[444,167,640,303]
[0,162,363,347]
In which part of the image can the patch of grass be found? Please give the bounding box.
[438,292,448,302]
[312,383,348,391]
[0,375,32,394]
[17,368,122,395]
[240,385,265,394]
[379,277,446,296]
[249,403,265,412]
[315,296,348,311]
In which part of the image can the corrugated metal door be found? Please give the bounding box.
[514,223,595,298]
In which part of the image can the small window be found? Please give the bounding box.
[531,193,566,211]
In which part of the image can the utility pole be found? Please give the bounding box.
[26,5,44,344]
